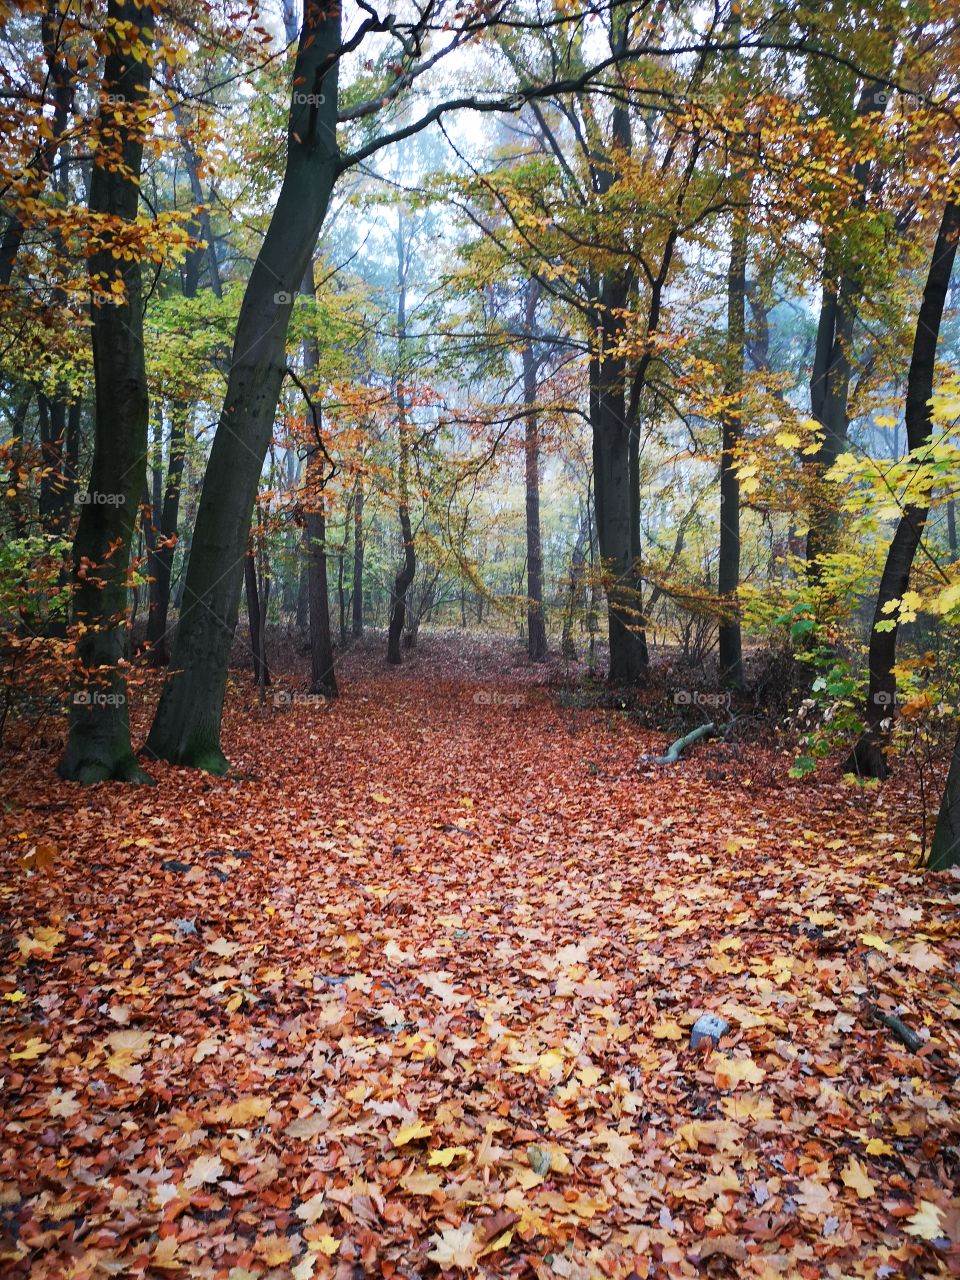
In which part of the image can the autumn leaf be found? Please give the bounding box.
[905,1200,946,1240]
[10,1036,50,1061]
[427,1224,480,1270]
[295,1190,326,1223]
[393,1119,432,1146]
[841,1157,876,1199]
[183,1154,225,1188]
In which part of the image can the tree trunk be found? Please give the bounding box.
[58,0,154,784]
[929,727,960,870]
[561,508,588,660]
[522,279,548,662]
[144,405,185,665]
[352,481,364,638]
[145,7,341,772]
[806,78,889,573]
[300,260,338,696]
[847,198,960,778]
[244,547,270,688]
[718,204,746,688]
[947,497,957,556]
[387,215,415,666]
[387,438,415,665]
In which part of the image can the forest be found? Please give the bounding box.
[1,0,960,1275]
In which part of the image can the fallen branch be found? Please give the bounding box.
[865,1003,923,1053]
[642,721,716,765]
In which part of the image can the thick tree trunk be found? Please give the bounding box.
[522,280,548,662]
[352,482,364,638]
[592,340,648,683]
[718,205,746,688]
[929,727,960,870]
[58,0,154,784]
[847,199,960,778]
[145,8,341,772]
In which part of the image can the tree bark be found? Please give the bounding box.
[352,481,364,638]
[300,261,338,696]
[522,278,548,662]
[144,405,185,664]
[847,199,960,778]
[387,216,415,666]
[806,78,889,573]
[58,0,154,783]
[244,547,270,688]
[718,203,746,688]
[145,6,341,771]
[929,726,960,869]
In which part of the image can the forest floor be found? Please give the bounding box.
[1,634,959,1278]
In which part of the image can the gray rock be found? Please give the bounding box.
[690,1012,730,1049]
[161,859,192,874]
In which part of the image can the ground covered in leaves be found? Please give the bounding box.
[2,637,959,1278]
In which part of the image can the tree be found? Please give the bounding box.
[847,196,960,778]
[58,0,156,783]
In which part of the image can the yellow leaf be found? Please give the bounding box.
[864,1138,894,1156]
[714,1056,765,1089]
[429,1145,469,1167]
[209,1096,270,1126]
[4,992,25,1004]
[10,1037,50,1061]
[393,1119,432,1146]
[841,1156,875,1199]
[859,933,890,953]
[651,1020,683,1040]
[905,1200,945,1240]
[313,1233,340,1256]
[17,926,64,956]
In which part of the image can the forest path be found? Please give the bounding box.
[1,670,958,1276]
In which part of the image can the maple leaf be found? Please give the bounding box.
[713,1055,765,1089]
[10,1036,50,1061]
[841,1157,876,1199]
[47,1088,80,1117]
[795,1178,834,1218]
[427,1224,481,1270]
[651,1019,683,1040]
[209,1096,270,1126]
[905,1200,946,1240]
[17,926,64,956]
[183,1153,225,1187]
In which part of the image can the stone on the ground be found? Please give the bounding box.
[690,1012,730,1048]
